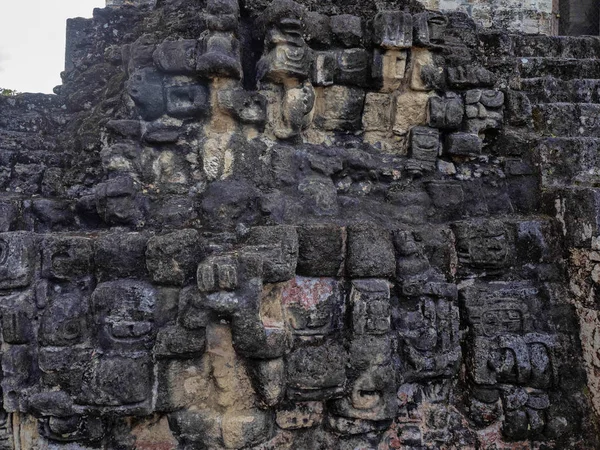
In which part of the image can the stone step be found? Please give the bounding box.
[519,58,600,80]
[522,77,600,104]
[513,35,600,59]
[537,137,600,188]
[532,103,600,138]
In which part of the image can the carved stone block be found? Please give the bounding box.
[94,176,147,227]
[312,52,336,86]
[91,280,157,351]
[397,296,461,381]
[78,355,152,408]
[126,68,165,121]
[465,89,505,134]
[95,232,149,282]
[408,126,440,173]
[336,48,370,87]
[245,226,298,283]
[372,49,407,92]
[217,89,267,125]
[329,363,397,422]
[373,11,413,49]
[0,232,35,289]
[315,86,366,131]
[165,84,210,118]
[39,290,88,347]
[42,236,94,281]
[286,340,346,400]
[428,93,464,130]
[444,132,482,157]
[362,93,394,132]
[349,280,391,335]
[452,220,511,274]
[153,39,198,74]
[447,65,496,89]
[413,12,448,47]
[282,276,343,339]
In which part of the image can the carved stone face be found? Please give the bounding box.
[91,280,157,351]
[453,221,510,272]
[42,236,94,281]
[39,291,88,347]
[329,363,397,422]
[282,276,342,339]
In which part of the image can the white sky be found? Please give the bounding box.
[0,0,105,94]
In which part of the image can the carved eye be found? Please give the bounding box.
[0,240,8,265]
[61,320,81,340]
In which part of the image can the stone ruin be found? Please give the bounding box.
[0,0,600,448]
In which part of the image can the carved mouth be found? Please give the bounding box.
[109,321,153,339]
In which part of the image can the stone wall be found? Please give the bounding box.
[0,0,599,448]
[419,0,558,35]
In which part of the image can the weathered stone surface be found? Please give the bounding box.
[0,1,598,448]
[146,229,206,285]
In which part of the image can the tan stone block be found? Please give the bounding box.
[373,49,407,93]
[131,415,178,450]
[362,93,393,131]
[222,410,273,449]
[393,91,432,136]
[410,48,435,91]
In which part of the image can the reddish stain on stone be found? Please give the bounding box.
[281,276,337,310]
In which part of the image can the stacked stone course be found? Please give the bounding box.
[0,0,599,448]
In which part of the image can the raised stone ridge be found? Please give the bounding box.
[0,1,599,448]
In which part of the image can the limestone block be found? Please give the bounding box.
[372,49,407,92]
[315,86,366,131]
[336,48,370,87]
[393,91,431,136]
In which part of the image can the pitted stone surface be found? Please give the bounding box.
[0,0,598,448]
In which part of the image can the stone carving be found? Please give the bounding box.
[0,0,596,448]
[257,0,315,139]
